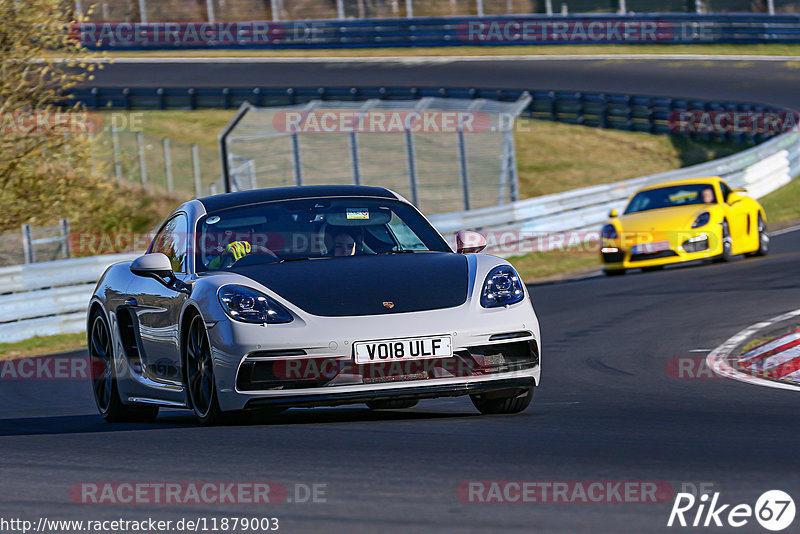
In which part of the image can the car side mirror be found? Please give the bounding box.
[609,208,619,218]
[130,253,173,284]
[456,230,487,254]
[726,192,744,205]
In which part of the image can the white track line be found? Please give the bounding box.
[54,54,800,64]
[707,308,800,392]
[770,224,800,237]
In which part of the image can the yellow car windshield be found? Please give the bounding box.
[625,184,716,214]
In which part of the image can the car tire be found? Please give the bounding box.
[366,399,419,410]
[603,269,626,277]
[746,215,769,257]
[713,220,733,263]
[185,314,224,425]
[89,309,159,422]
[470,386,534,415]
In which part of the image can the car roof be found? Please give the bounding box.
[198,185,398,212]
[637,177,721,193]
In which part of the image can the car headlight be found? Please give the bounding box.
[602,224,618,239]
[692,212,711,228]
[481,266,525,308]
[218,285,293,324]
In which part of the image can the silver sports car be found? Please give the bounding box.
[88,186,541,424]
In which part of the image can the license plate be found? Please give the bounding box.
[354,336,452,365]
[632,240,671,254]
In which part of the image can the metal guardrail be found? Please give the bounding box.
[0,254,138,344]
[77,14,800,50]
[73,86,781,147]
[429,129,800,251]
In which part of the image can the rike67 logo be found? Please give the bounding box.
[668,490,795,531]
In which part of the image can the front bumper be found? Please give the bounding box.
[601,228,723,271]
[206,300,541,412]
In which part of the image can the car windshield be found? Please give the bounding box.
[195,197,451,271]
[624,184,717,215]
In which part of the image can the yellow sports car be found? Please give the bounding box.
[600,177,769,276]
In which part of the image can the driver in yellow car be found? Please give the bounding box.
[208,240,251,269]
[701,187,715,204]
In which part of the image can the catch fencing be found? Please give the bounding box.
[74,0,800,24]
[219,96,531,213]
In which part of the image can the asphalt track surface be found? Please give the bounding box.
[86,56,800,108]
[2,229,799,533]
[5,57,799,533]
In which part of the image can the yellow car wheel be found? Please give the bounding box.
[713,220,733,263]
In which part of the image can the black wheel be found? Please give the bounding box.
[185,314,223,425]
[470,386,534,415]
[366,399,419,410]
[713,220,733,263]
[604,269,626,277]
[746,215,769,257]
[89,310,158,422]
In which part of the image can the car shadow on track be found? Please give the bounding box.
[0,407,510,436]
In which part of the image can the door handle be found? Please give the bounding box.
[125,298,138,307]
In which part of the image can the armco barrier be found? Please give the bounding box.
[0,254,138,344]
[429,129,799,252]
[77,14,800,50]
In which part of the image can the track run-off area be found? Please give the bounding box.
[2,55,799,533]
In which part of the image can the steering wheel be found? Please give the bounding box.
[229,244,278,267]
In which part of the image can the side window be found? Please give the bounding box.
[387,212,427,251]
[719,182,732,203]
[150,213,188,273]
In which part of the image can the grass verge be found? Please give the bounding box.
[97,43,800,59]
[0,333,86,361]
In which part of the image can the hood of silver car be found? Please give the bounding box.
[229,252,469,317]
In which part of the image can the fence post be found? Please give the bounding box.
[21,225,34,264]
[618,0,626,14]
[192,144,202,197]
[404,130,419,206]
[272,0,282,21]
[111,126,122,182]
[405,0,413,17]
[506,129,520,203]
[336,0,345,19]
[137,132,147,186]
[163,138,174,193]
[476,0,484,16]
[138,0,147,23]
[695,0,702,14]
[767,0,775,14]
[60,219,71,259]
[349,131,361,186]
[457,125,470,211]
[291,133,303,186]
[206,0,215,22]
[545,0,553,15]
[75,1,83,16]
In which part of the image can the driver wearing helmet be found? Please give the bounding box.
[208,240,251,270]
